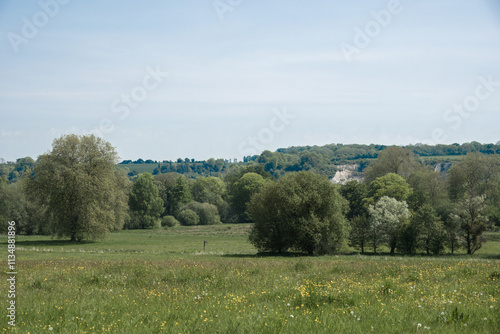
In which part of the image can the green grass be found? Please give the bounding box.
[2,226,499,333]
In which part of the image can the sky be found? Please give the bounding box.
[0,0,499,162]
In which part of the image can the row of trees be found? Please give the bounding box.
[126,165,273,229]
[5,141,499,183]
[246,141,500,177]
[0,135,274,239]
[341,147,499,255]
[1,135,498,256]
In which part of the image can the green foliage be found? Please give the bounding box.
[397,220,419,255]
[363,147,420,184]
[413,204,445,255]
[0,181,27,233]
[447,153,500,228]
[447,153,500,201]
[229,172,270,222]
[348,215,371,253]
[111,170,132,231]
[161,215,179,228]
[191,177,226,205]
[171,176,193,215]
[155,173,193,217]
[128,173,164,229]
[368,196,411,254]
[8,157,36,182]
[451,195,489,254]
[25,134,127,241]
[178,209,200,226]
[249,172,349,255]
[407,168,449,213]
[444,216,462,254]
[340,181,368,219]
[191,176,233,223]
[365,173,412,206]
[183,202,222,225]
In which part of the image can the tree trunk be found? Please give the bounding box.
[467,230,472,255]
[390,237,396,255]
[361,240,364,254]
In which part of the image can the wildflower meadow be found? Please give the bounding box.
[2,225,499,333]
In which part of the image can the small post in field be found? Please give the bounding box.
[203,241,207,252]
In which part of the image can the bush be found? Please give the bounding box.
[183,202,221,225]
[126,214,161,229]
[161,215,179,228]
[178,209,199,226]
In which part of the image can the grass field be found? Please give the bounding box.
[2,225,499,333]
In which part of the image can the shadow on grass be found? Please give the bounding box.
[4,239,96,247]
[224,251,500,260]
[223,252,314,258]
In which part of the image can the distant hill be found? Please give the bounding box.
[116,141,500,180]
[3,142,499,183]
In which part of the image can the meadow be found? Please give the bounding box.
[2,225,499,333]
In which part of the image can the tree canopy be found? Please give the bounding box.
[128,173,164,229]
[26,135,128,241]
[249,172,349,255]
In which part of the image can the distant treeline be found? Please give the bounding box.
[2,141,500,183]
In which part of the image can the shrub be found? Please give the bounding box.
[178,209,199,226]
[161,215,179,228]
[183,202,221,225]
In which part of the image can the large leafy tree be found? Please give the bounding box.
[128,173,164,229]
[192,177,226,206]
[26,135,128,241]
[413,204,444,255]
[340,181,370,253]
[447,153,500,227]
[155,173,192,217]
[450,195,488,254]
[170,176,193,216]
[407,168,449,212]
[447,153,499,200]
[229,172,270,222]
[368,196,411,254]
[365,173,412,206]
[249,172,349,255]
[0,179,27,233]
[340,180,368,220]
[190,176,234,222]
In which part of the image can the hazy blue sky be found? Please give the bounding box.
[1,0,499,162]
